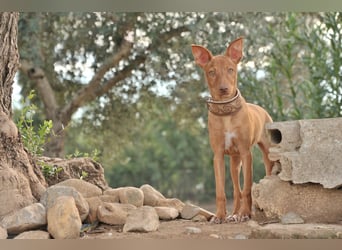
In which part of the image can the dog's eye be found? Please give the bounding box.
[208,70,216,77]
[228,68,234,74]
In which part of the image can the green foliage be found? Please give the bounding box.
[66,148,100,162]
[16,90,53,156]
[40,161,63,178]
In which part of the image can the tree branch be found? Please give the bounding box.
[60,25,190,124]
[19,60,58,121]
[60,39,133,124]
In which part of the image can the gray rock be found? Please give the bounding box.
[234,234,248,239]
[281,212,305,224]
[40,185,89,221]
[55,179,102,198]
[0,226,7,239]
[185,227,202,234]
[180,203,214,221]
[123,206,159,233]
[266,118,342,188]
[14,230,51,239]
[180,203,200,220]
[140,184,165,206]
[97,202,136,225]
[0,203,46,234]
[252,176,342,223]
[154,206,179,220]
[47,196,82,239]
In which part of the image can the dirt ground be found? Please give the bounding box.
[81,219,252,240]
[81,202,253,240]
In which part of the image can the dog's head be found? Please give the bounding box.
[191,37,243,101]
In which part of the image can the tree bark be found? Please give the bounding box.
[0,12,46,219]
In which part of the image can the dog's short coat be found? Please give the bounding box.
[191,37,274,223]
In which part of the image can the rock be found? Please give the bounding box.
[55,179,102,198]
[0,226,7,239]
[0,168,34,219]
[180,203,214,221]
[248,220,342,239]
[281,212,305,225]
[0,203,46,234]
[154,206,179,220]
[85,197,103,223]
[105,187,144,207]
[14,230,51,239]
[97,203,136,225]
[180,203,200,220]
[266,118,342,188]
[252,176,342,223]
[40,185,89,221]
[191,214,207,222]
[209,233,221,239]
[234,234,248,239]
[118,187,144,207]
[47,196,82,239]
[185,227,202,234]
[157,198,185,212]
[37,156,108,190]
[140,184,165,206]
[100,194,120,203]
[123,206,159,233]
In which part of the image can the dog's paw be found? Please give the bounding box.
[226,214,250,223]
[225,214,239,223]
[210,216,225,224]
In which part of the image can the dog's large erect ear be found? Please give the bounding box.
[191,45,212,68]
[226,37,243,63]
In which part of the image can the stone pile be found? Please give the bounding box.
[252,118,342,224]
[0,179,214,239]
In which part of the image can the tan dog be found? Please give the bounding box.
[191,37,274,223]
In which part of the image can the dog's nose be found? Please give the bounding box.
[219,87,229,94]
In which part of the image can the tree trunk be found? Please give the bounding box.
[0,12,46,219]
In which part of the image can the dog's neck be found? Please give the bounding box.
[206,89,243,116]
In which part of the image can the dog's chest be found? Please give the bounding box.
[224,131,238,153]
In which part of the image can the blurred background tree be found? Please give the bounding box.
[14,12,341,202]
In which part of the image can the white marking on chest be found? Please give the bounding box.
[225,132,237,150]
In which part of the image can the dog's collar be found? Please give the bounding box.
[206,89,242,116]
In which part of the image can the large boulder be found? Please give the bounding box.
[97,202,136,225]
[252,176,342,223]
[0,203,46,234]
[55,179,102,198]
[47,196,82,239]
[37,156,108,190]
[40,185,89,221]
[104,187,144,207]
[0,168,34,219]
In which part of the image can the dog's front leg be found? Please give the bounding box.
[239,151,253,221]
[211,152,227,224]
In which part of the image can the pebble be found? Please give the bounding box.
[185,226,202,234]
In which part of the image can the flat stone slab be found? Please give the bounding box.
[248,221,342,239]
[267,117,342,188]
[252,176,342,223]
